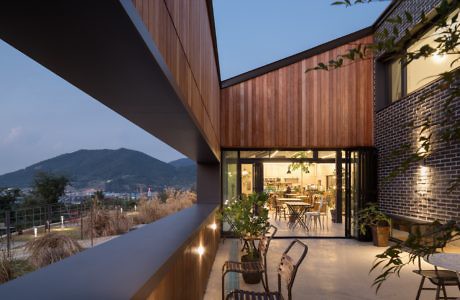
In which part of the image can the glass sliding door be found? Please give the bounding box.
[344,151,359,237]
[343,149,377,238]
[221,149,377,239]
[240,164,254,196]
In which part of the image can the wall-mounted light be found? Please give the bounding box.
[210,223,218,231]
[242,169,249,176]
[196,245,205,256]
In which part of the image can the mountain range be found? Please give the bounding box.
[0,148,196,192]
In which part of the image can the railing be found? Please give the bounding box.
[0,203,220,299]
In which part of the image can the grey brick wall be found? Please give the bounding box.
[374,0,460,222]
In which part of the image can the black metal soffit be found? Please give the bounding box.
[0,0,219,163]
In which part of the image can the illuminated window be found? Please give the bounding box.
[386,9,460,103]
[407,18,460,93]
[389,59,402,102]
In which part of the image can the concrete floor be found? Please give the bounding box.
[269,213,345,237]
[204,239,460,300]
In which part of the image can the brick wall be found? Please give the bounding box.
[375,0,460,222]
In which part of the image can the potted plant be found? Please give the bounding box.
[357,203,391,247]
[222,192,269,284]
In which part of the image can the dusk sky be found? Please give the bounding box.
[0,1,389,175]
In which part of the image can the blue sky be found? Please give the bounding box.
[0,40,184,174]
[0,1,389,175]
[213,0,390,79]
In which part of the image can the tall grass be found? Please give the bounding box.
[25,233,82,268]
[135,189,196,224]
[0,250,14,283]
[82,208,132,238]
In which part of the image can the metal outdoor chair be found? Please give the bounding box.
[226,239,308,300]
[305,195,324,229]
[414,256,460,300]
[222,225,278,300]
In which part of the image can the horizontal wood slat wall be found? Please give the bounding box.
[132,0,220,159]
[220,35,374,149]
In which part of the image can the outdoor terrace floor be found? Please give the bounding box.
[205,238,460,300]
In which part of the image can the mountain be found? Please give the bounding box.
[169,158,195,168]
[0,148,196,192]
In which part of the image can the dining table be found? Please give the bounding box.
[285,202,312,231]
[277,197,304,202]
[285,193,301,198]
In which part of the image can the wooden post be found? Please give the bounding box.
[90,203,93,247]
[80,204,83,240]
[5,211,11,257]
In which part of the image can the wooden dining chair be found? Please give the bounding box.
[226,239,309,300]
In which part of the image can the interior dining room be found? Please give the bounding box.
[222,149,377,238]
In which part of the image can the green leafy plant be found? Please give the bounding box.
[357,203,391,235]
[288,151,311,174]
[222,192,270,258]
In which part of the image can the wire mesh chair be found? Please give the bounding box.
[222,225,278,300]
[226,239,308,300]
[411,224,460,300]
[414,256,460,300]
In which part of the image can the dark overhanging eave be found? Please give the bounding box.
[220,26,374,88]
[0,0,218,163]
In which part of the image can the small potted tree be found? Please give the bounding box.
[222,192,269,283]
[357,203,391,247]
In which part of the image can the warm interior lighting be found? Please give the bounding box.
[242,169,249,176]
[270,150,279,158]
[321,153,335,159]
[196,245,205,256]
[210,223,217,230]
[432,52,446,63]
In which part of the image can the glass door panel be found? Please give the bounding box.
[241,164,254,196]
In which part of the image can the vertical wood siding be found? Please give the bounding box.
[132,0,220,159]
[220,35,374,149]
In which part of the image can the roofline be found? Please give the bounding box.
[209,0,402,89]
[205,0,222,83]
[372,0,402,29]
[220,26,374,88]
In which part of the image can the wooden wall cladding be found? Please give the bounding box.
[220,35,374,148]
[132,0,220,159]
[144,211,220,300]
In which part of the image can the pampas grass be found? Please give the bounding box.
[25,233,82,268]
[82,208,132,238]
[135,189,196,224]
[0,250,14,283]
